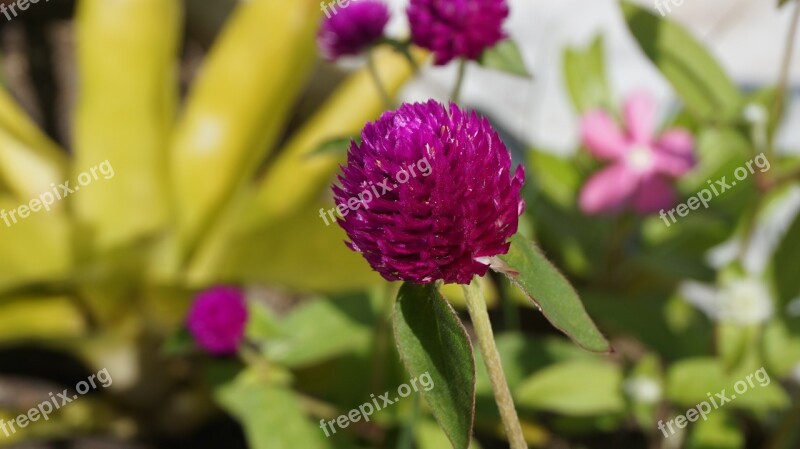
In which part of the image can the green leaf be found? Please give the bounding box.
[497,234,611,352]
[666,358,728,406]
[305,136,358,159]
[515,360,625,416]
[562,35,612,113]
[686,412,743,449]
[393,283,476,449]
[262,294,378,368]
[621,1,742,121]
[474,333,596,396]
[666,357,789,411]
[215,370,330,449]
[479,40,532,78]
[415,419,482,449]
[161,326,196,355]
[717,324,758,371]
[762,320,800,377]
[528,149,582,209]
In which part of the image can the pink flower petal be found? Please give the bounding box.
[632,176,677,214]
[624,91,657,144]
[653,151,694,177]
[654,129,695,177]
[581,111,629,160]
[657,129,694,155]
[579,163,639,215]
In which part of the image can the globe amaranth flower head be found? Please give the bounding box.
[579,91,696,215]
[333,100,525,285]
[408,0,509,65]
[187,286,248,355]
[317,0,390,61]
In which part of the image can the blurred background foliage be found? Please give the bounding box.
[0,0,797,448]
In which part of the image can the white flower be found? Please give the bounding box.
[679,277,773,325]
[623,377,662,404]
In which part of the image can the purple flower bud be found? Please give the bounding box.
[187,286,248,355]
[318,0,391,61]
[333,100,525,284]
[407,0,509,66]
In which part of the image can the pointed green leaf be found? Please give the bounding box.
[621,1,742,121]
[305,136,358,159]
[479,39,532,78]
[393,282,476,449]
[515,359,624,416]
[562,35,612,113]
[497,234,611,353]
[215,370,330,449]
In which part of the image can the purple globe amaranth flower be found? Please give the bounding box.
[187,286,248,356]
[333,100,525,284]
[318,0,390,61]
[408,0,509,66]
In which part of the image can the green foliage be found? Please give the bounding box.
[498,234,611,352]
[515,360,625,416]
[563,35,612,113]
[393,283,476,449]
[621,1,743,122]
[1,0,799,447]
[479,39,532,78]
[215,370,331,449]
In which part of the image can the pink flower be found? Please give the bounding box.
[187,286,248,355]
[578,91,695,215]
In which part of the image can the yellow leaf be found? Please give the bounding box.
[72,0,182,249]
[170,0,321,255]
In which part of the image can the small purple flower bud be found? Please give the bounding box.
[407,0,509,66]
[318,0,391,61]
[187,286,248,355]
[333,100,525,284]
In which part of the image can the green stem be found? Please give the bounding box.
[367,50,392,109]
[451,59,468,103]
[462,277,528,449]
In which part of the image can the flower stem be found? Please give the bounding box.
[462,277,528,449]
[367,50,393,109]
[451,58,468,103]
